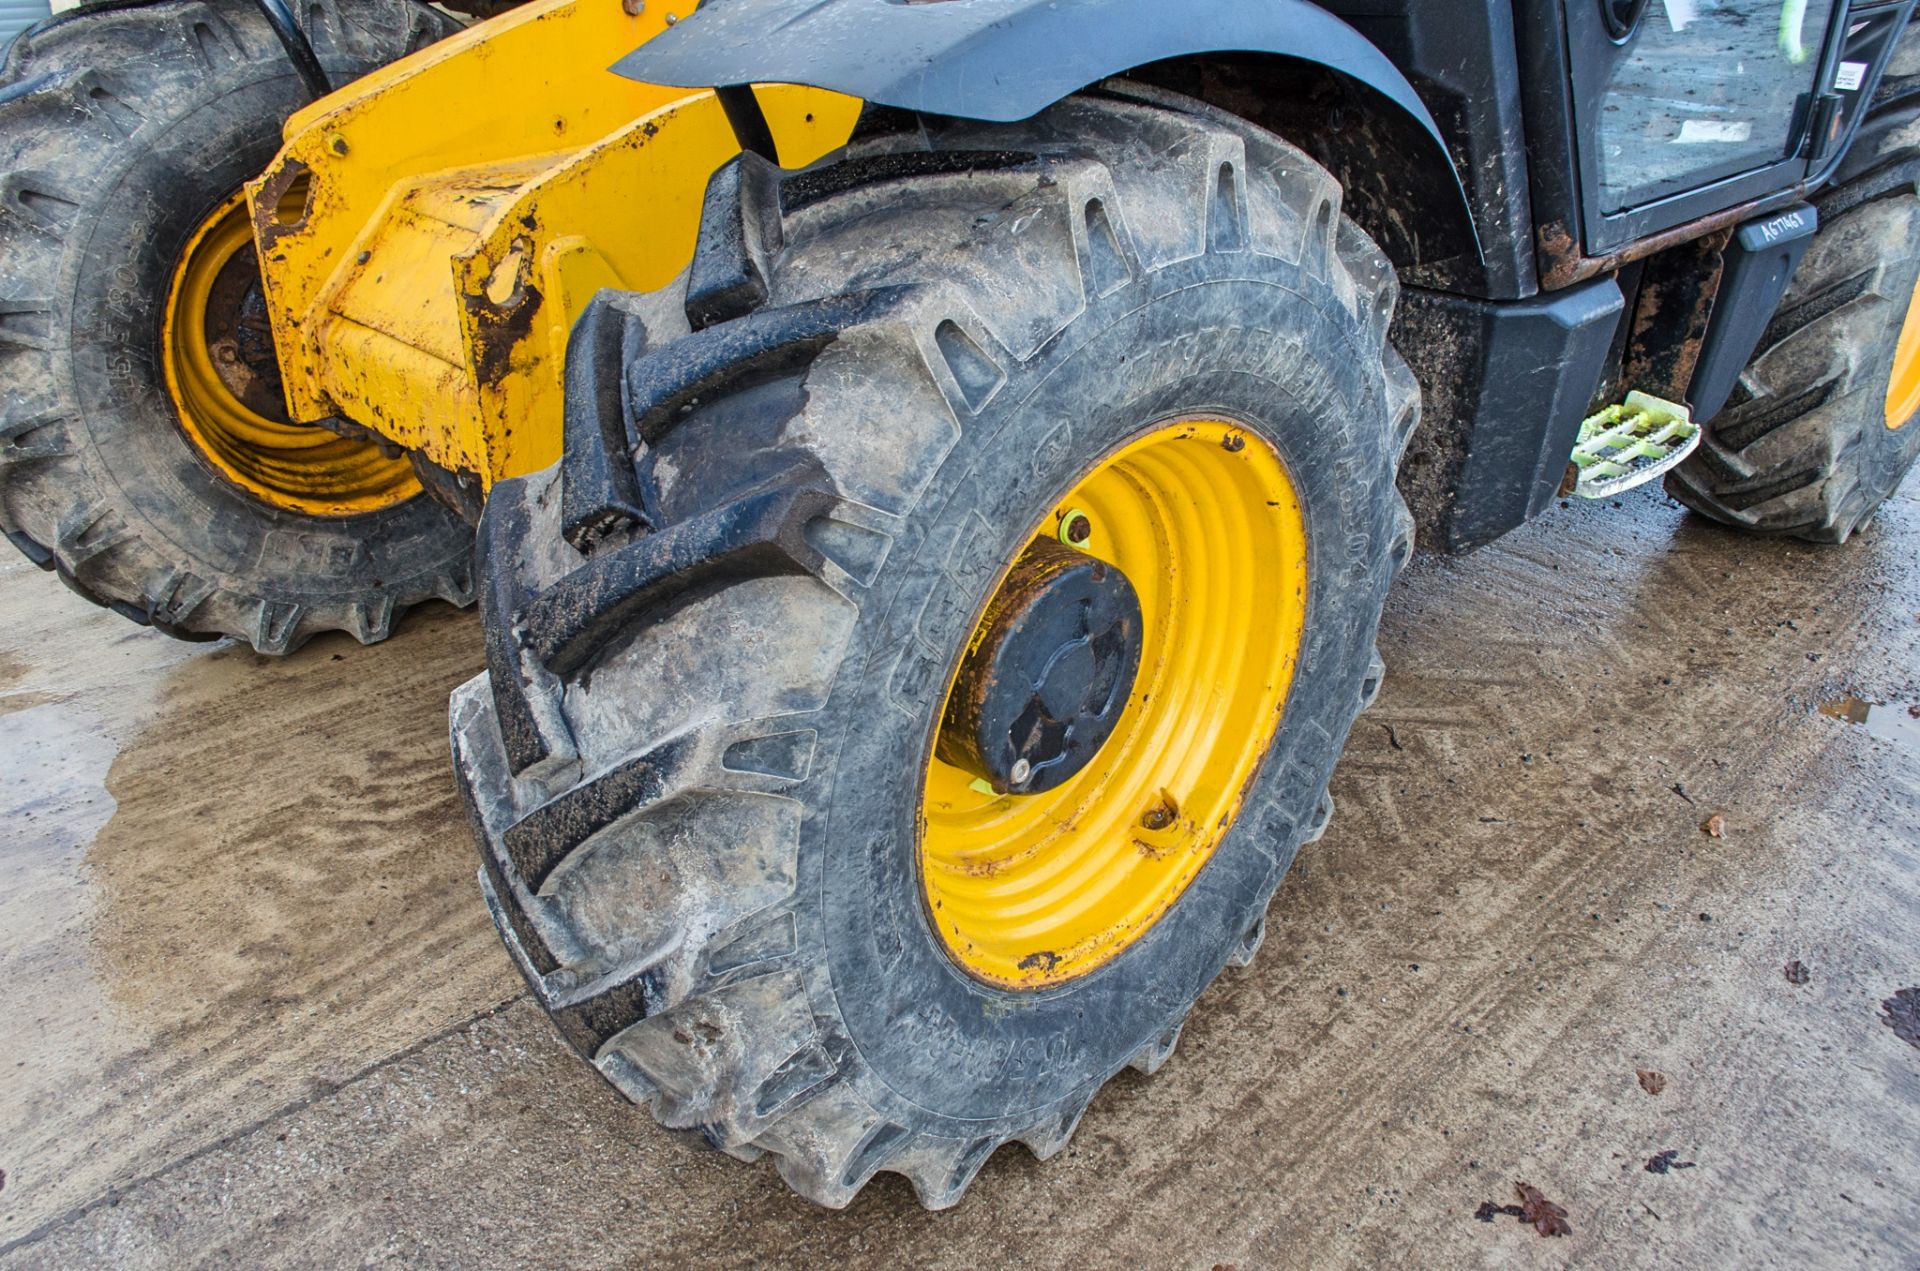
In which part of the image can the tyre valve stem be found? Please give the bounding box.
[1058,508,1093,547]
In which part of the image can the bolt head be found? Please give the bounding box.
[1009,757,1032,785]
[1139,797,1177,831]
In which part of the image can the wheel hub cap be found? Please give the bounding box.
[936,538,1143,795]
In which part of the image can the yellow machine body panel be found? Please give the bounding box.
[246,0,862,486]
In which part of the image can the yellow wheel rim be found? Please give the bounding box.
[162,191,420,515]
[919,419,1309,989]
[1886,274,1920,430]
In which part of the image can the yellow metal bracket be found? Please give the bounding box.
[247,0,861,486]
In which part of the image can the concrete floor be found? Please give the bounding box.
[0,475,1915,1268]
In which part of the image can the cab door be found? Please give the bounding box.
[1557,0,1879,251]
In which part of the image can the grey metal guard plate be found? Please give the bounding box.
[611,0,1447,139]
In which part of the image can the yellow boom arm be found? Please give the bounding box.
[247,0,860,488]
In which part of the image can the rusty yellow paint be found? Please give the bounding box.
[247,0,862,485]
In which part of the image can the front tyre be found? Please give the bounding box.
[454,90,1417,1208]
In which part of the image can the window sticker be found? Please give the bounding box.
[1675,119,1756,144]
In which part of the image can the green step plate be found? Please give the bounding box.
[1570,390,1701,499]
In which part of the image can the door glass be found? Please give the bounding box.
[1596,0,1836,212]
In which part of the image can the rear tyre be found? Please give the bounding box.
[1667,105,1920,541]
[454,90,1418,1208]
[0,0,473,652]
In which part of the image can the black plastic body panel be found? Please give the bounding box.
[1687,203,1819,421]
[1394,276,1625,552]
[1318,2,1538,299]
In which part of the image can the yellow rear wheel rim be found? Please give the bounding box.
[163,192,420,516]
[919,419,1309,989]
[1886,274,1920,430]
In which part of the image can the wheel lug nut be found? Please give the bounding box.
[1009,757,1032,786]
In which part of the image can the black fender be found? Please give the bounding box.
[614,0,1479,265]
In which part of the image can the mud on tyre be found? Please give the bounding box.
[0,0,472,652]
[454,88,1418,1207]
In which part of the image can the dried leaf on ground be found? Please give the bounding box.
[1514,1181,1572,1237]
[1645,1150,1696,1175]
[1784,960,1811,985]
[1636,1069,1666,1095]
[1883,988,1920,1049]
[1701,813,1726,838]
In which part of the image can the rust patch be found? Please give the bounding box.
[1540,188,1809,290]
[463,278,544,388]
[1623,230,1729,403]
[1132,836,1171,860]
[408,452,487,525]
[1536,219,1581,280]
[250,158,313,252]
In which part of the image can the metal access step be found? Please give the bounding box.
[1569,390,1700,499]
